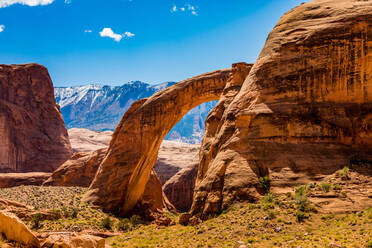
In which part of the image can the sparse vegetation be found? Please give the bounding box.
[31,213,43,229]
[117,218,132,232]
[258,176,271,192]
[295,185,308,211]
[102,216,112,230]
[320,182,331,192]
[337,166,350,180]
[263,192,275,203]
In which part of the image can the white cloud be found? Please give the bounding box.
[124,31,135,38]
[171,4,197,15]
[64,0,71,4]
[84,29,92,33]
[99,28,135,42]
[100,28,123,42]
[0,0,54,8]
[0,25,4,32]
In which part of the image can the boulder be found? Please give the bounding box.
[43,149,107,187]
[0,210,40,247]
[41,233,104,248]
[0,172,51,188]
[0,63,72,172]
[191,0,372,218]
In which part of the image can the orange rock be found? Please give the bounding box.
[191,0,372,218]
[0,211,40,247]
[0,172,51,188]
[0,63,72,172]
[83,65,246,215]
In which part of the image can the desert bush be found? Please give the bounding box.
[31,213,43,229]
[295,211,309,222]
[320,183,331,192]
[130,215,144,227]
[117,218,131,232]
[258,176,271,192]
[263,193,275,203]
[333,184,342,191]
[295,185,308,211]
[367,240,372,248]
[50,209,62,220]
[101,216,112,230]
[337,167,350,180]
[267,210,276,220]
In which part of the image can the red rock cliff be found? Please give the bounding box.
[191,0,372,218]
[0,63,72,172]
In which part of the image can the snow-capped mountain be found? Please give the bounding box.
[55,81,216,144]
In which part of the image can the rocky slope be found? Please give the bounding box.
[0,63,72,173]
[191,0,372,218]
[55,82,216,144]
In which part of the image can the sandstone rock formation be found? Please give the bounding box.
[68,128,199,185]
[43,149,107,187]
[0,210,40,247]
[0,63,72,172]
[40,233,105,248]
[83,65,247,215]
[191,0,372,218]
[163,163,198,212]
[43,147,174,214]
[0,172,51,188]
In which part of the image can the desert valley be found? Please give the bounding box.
[0,0,371,247]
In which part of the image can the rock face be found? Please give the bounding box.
[191,0,372,218]
[163,163,198,212]
[0,63,72,173]
[40,233,104,248]
[0,211,40,247]
[0,173,51,188]
[43,148,107,187]
[83,65,245,216]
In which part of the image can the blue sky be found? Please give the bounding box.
[0,0,308,86]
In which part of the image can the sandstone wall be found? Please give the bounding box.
[191,0,372,218]
[0,64,72,172]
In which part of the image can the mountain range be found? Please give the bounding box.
[54,81,216,144]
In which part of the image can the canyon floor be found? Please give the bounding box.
[0,166,370,248]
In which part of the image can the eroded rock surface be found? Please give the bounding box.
[0,63,72,172]
[83,65,245,215]
[0,173,51,188]
[191,0,372,218]
[0,211,40,247]
[163,163,198,212]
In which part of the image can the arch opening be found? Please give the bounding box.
[82,63,251,216]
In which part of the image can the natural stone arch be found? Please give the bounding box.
[83,63,251,215]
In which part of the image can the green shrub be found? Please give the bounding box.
[263,193,275,203]
[295,211,309,222]
[71,207,79,218]
[366,239,372,248]
[31,213,43,229]
[267,210,276,220]
[130,215,144,227]
[295,185,308,211]
[308,205,318,213]
[101,217,112,230]
[117,218,131,232]
[320,183,331,192]
[333,184,342,190]
[50,209,62,220]
[337,167,350,180]
[258,176,271,192]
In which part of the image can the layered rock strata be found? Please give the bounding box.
[0,63,72,172]
[191,0,372,218]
